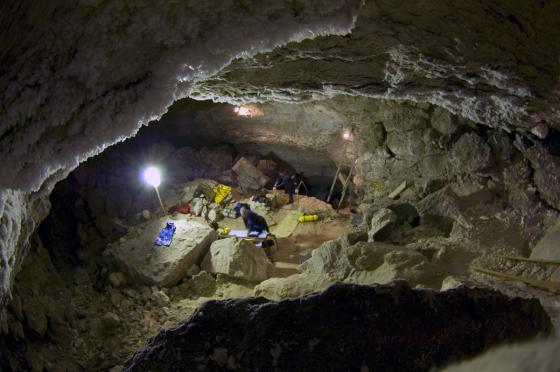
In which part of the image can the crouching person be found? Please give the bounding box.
[240,207,269,235]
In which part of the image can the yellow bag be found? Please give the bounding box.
[214,184,232,204]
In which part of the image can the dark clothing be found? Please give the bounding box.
[276,175,296,193]
[276,174,298,203]
[242,210,269,233]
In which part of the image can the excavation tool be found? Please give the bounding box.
[473,255,560,292]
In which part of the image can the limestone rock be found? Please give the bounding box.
[152,290,170,306]
[530,123,549,139]
[232,157,269,191]
[109,290,124,308]
[518,141,560,210]
[124,282,552,372]
[368,208,397,242]
[186,264,201,277]
[108,217,217,286]
[488,130,514,161]
[346,249,438,288]
[141,210,151,220]
[191,271,217,297]
[108,272,127,288]
[101,312,121,333]
[254,273,331,300]
[449,132,492,174]
[201,238,272,283]
[430,107,458,135]
[346,241,394,271]
[503,159,542,215]
[441,276,470,291]
[300,238,352,281]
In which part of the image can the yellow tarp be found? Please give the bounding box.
[272,210,304,238]
[214,184,232,204]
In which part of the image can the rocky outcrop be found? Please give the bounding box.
[260,231,469,300]
[124,281,552,372]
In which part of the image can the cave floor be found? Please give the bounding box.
[5,186,560,371]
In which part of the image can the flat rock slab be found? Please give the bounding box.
[124,281,551,372]
[109,217,217,286]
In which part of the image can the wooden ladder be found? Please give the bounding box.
[326,162,355,210]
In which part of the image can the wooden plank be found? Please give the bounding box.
[388,181,407,199]
[337,164,355,210]
[501,255,560,266]
[326,163,342,203]
[472,267,560,291]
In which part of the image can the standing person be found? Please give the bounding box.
[274,171,297,205]
[240,207,269,234]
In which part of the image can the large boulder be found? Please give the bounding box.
[201,238,272,283]
[449,132,492,174]
[107,217,217,286]
[368,208,397,241]
[124,282,552,372]
[232,157,269,191]
[518,141,560,210]
[299,239,353,280]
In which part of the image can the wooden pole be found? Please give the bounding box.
[154,186,165,212]
[472,267,560,291]
[501,255,560,266]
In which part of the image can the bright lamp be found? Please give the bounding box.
[143,166,164,212]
